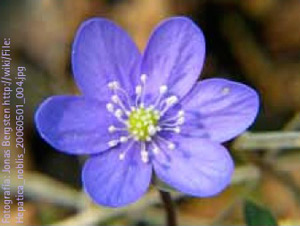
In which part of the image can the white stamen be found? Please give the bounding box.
[148,125,157,136]
[157,136,176,151]
[159,85,168,94]
[108,125,127,133]
[108,81,119,89]
[178,110,185,116]
[153,147,159,154]
[159,96,179,116]
[177,117,185,125]
[115,109,123,118]
[106,103,114,112]
[120,136,129,143]
[109,80,133,107]
[118,141,134,161]
[119,153,125,160]
[141,74,147,83]
[141,152,149,163]
[168,143,176,150]
[166,96,178,106]
[152,85,168,109]
[141,142,149,163]
[108,125,116,133]
[174,127,181,133]
[152,141,160,155]
[160,111,185,124]
[111,95,119,104]
[161,127,181,133]
[111,94,130,116]
[108,140,119,147]
[135,85,142,95]
[160,117,185,127]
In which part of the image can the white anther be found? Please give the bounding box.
[135,85,142,95]
[108,125,116,133]
[115,109,123,118]
[156,126,162,132]
[111,95,119,103]
[148,125,157,136]
[159,85,168,94]
[146,136,152,141]
[178,110,185,116]
[168,143,176,150]
[106,103,114,112]
[153,146,159,155]
[166,96,178,105]
[141,74,147,83]
[120,136,128,143]
[108,140,119,147]
[177,117,185,125]
[108,81,119,89]
[174,127,181,133]
[119,153,125,160]
[141,151,149,163]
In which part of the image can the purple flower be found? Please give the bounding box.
[35,17,259,207]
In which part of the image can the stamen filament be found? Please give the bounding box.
[152,85,168,109]
[157,136,176,150]
[119,141,134,160]
[141,142,149,163]
[159,96,179,116]
[140,74,147,107]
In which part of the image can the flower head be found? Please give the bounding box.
[35,17,259,207]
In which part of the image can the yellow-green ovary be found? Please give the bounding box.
[128,107,160,141]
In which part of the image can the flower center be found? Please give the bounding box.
[105,74,185,163]
[128,107,160,141]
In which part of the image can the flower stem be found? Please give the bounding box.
[159,190,177,226]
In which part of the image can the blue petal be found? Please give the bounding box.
[180,79,259,142]
[72,18,141,100]
[82,142,152,207]
[35,95,123,155]
[153,136,234,197]
[141,17,205,103]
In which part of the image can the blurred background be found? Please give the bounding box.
[1,0,300,225]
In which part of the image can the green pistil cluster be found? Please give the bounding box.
[128,107,160,141]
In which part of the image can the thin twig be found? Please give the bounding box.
[233,131,300,151]
[6,171,84,209]
[266,112,300,159]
